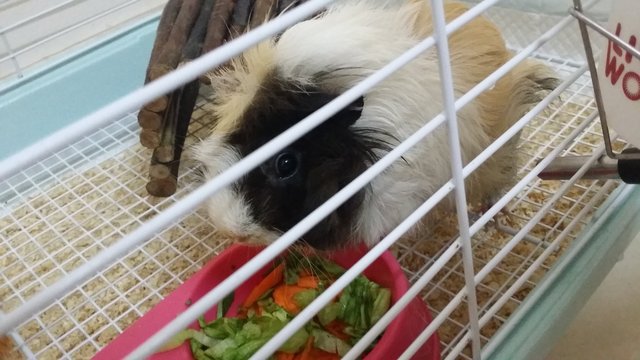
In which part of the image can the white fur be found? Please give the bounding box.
[191,136,279,244]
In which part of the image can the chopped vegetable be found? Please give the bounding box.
[307,348,341,360]
[323,320,351,341]
[164,253,392,360]
[317,302,341,326]
[159,329,201,352]
[243,264,285,308]
[278,327,309,353]
[371,288,391,324]
[273,285,307,314]
[275,352,296,360]
[296,276,320,289]
[292,289,318,308]
[311,328,352,356]
[219,292,235,319]
[297,335,314,360]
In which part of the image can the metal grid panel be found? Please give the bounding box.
[0,0,167,84]
[0,2,626,360]
[1,87,233,359]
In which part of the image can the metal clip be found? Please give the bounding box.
[570,0,640,161]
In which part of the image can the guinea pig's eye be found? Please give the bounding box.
[274,151,299,179]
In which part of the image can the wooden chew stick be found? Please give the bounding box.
[155,92,180,162]
[148,0,184,70]
[277,0,298,14]
[229,0,253,39]
[140,129,161,149]
[147,0,213,197]
[138,109,164,130]
[146,80,200,197]
[199,0,237,84]
[144,0,203,120]
[203,0,237,53]
[148,0,205,81]
[146,151,177,197]
[137,0,182,134]
[250,0,276,28]
[155,0,213,163]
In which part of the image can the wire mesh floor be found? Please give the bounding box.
[0,5,624,360]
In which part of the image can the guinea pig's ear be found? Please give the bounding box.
[331,96,364,128]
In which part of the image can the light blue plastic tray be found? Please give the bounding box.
[0,17,158,160]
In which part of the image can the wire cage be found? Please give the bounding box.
[1,0,640,359]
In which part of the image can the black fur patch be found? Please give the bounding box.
[227,71,392,249]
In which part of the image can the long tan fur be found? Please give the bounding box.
[409,1,556,208]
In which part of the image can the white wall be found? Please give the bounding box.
[0,0,167,83]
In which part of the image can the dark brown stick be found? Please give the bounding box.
[185,0,216,59]
[149,0,205,81]
[147,0,212,196]
[146,80,200,197]
[148,0,184,68]
[149,161,172,179]
[140,129,161,149]
[228,0,253,38]
[203,0,237,53]
[144,96,169,113]
[250,0,276,28]
[138,109,164,130]
[155,0,212,162]
[277,0,298,14]
[146,150,177,197]
[199,0,237,85]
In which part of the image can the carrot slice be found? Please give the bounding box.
[324,320,349,341]
[297,275,320,289]
[308,348,341,360]
[324,320,351,341]
[296,336,314,360]
[243,263,285,308]
[273,285,307,314]
[275,351,296,360]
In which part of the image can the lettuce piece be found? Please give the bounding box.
[205,338,236,359]
[371,288,391,324]
[218,292,235,319]
[203,318,244,339]
[190,330,221,348]
[158,329,201,352]
[231,339,268,360]
[317,302,341,326]
[234,322,262,343]
[278,327,309,353]
[311,328,352,356]
[293,289,318,308]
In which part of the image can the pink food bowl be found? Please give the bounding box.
[94,244,440,359]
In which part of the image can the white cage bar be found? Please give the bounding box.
[1,0,638,359]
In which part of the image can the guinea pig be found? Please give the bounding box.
[191,0,558,250]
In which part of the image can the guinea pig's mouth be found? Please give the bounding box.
[215,227,279,247]
[221,227,359,253]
